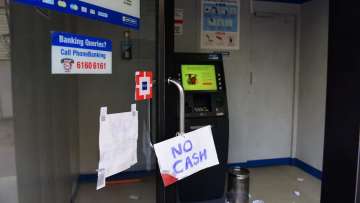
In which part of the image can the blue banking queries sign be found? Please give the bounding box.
[51,31,112,74]
[15,0,140,29]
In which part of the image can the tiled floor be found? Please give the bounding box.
[0,176,18,203]
[1,118,321,203]
[0,119,18,203]
[75,166,321,203]
[249,166,321,203]
[75,178,156,203]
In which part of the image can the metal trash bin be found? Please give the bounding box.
[227,167,250,203]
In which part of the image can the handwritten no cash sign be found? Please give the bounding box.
[154,126,219,187]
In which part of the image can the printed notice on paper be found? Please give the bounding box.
[201,0,240,50]
[51,32,112,74]
[97,105,138,190]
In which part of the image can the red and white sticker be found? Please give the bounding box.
[135,71,153,101]
[174,8,184,36]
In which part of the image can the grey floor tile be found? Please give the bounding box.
[0,119,18,203]
[75,166,321,203]
[75,177,156,203]
[249,166,321,203]
[0,176,18,203]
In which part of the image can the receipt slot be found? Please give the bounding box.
[166,53,229,202]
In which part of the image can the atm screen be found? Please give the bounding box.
[181,65,218,91]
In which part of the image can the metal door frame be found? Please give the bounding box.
[156,0,176,202]
[156,0,360,203]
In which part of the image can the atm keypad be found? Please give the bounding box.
[217,73,223,91]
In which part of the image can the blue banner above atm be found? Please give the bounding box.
[14,0,140,30]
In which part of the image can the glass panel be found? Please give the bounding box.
[0,3,17,202]
[0,60,17,203]
[9,0,157,202]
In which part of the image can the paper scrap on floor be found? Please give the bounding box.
[97,104,138,190]
[293,190,301,197]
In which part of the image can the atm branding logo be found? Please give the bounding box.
[122,16,137,26]
[135,71,153,101]
[42,0,54,5]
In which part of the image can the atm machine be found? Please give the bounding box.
[166,53,229,202]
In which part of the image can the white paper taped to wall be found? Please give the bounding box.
[97,104,138,190]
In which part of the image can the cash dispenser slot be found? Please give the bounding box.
[185,93,227,118]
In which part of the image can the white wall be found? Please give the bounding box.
[296,0,329,171]
[244,15,296,161]
[0,60,13,118]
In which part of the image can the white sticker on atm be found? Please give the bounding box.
[154,126,219,187]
